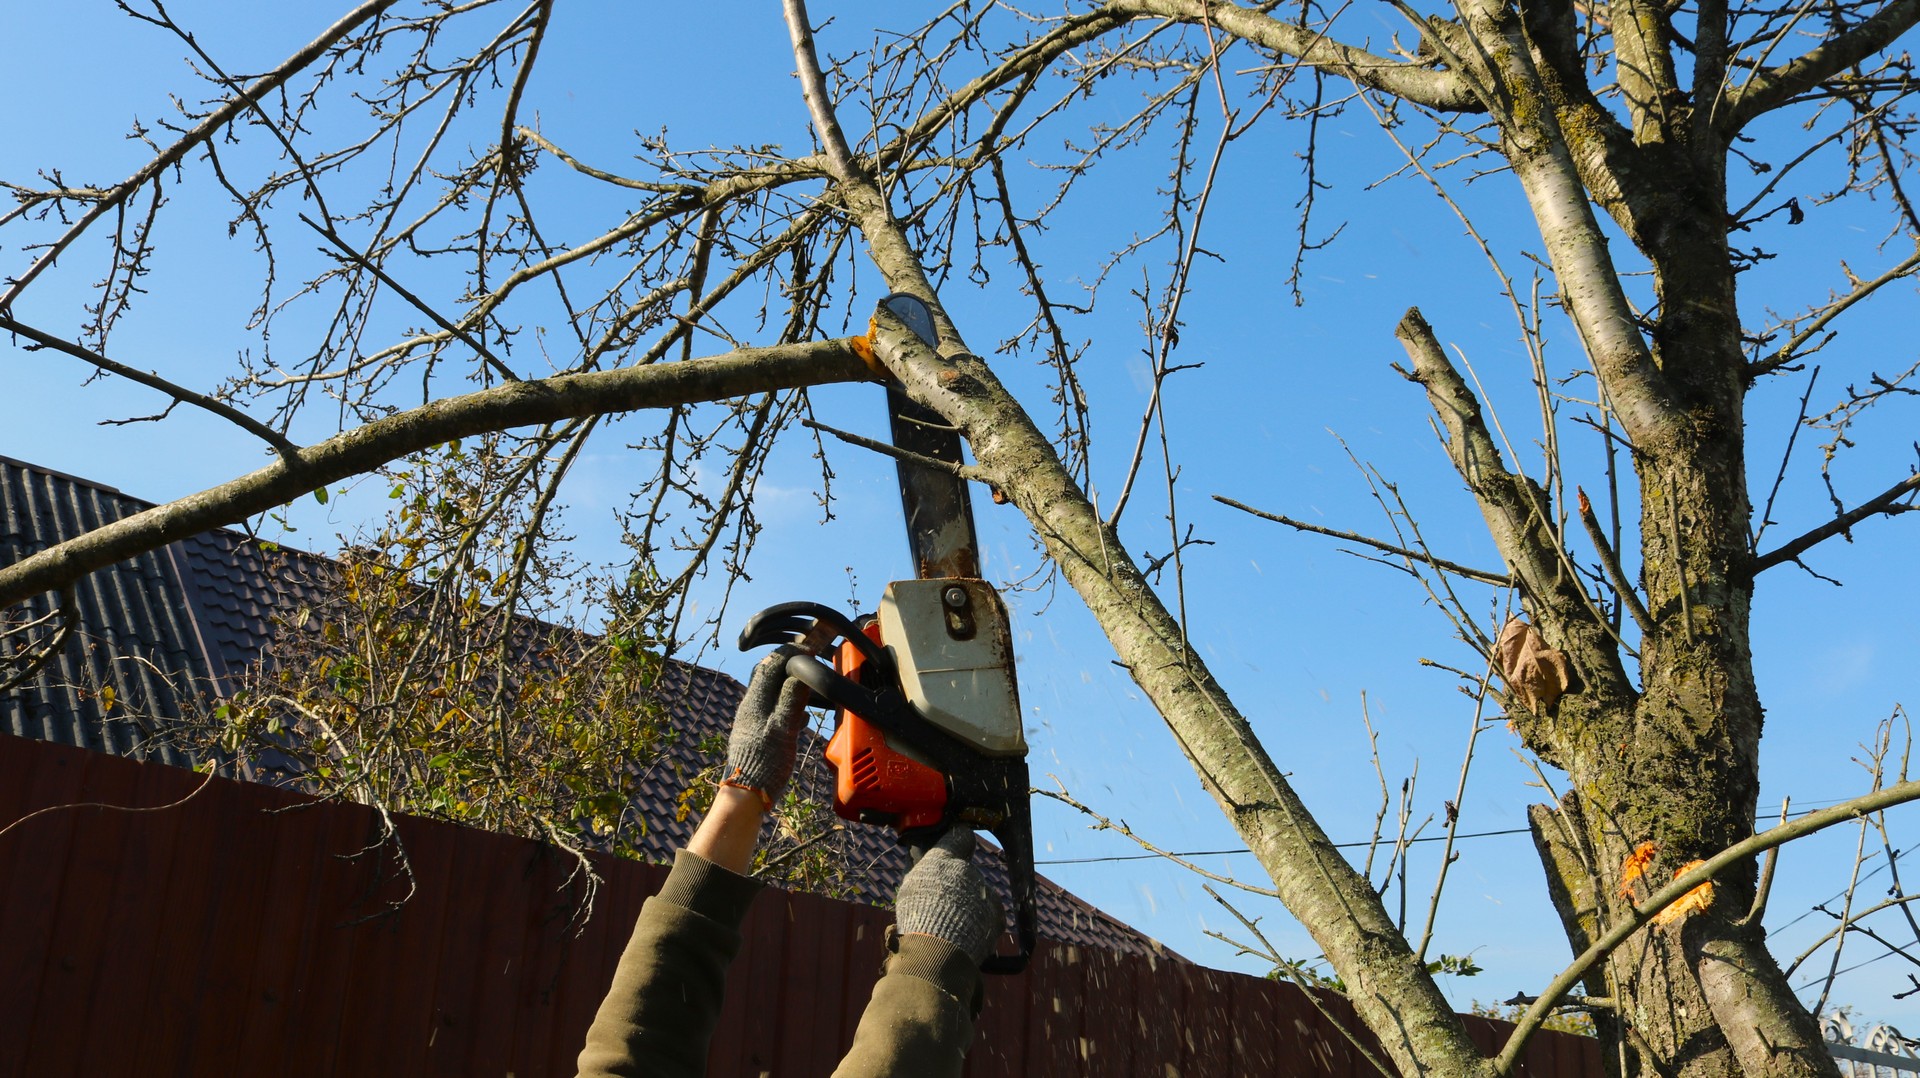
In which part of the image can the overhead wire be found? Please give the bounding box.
[1036,797,1896,867]
[1038,826,1532,865]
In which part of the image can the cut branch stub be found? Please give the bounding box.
[1393,308,1564,610]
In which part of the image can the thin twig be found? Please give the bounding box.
[300,214,520,384]
[1037,783,1280,897]
[0,763,218,841]
[1740,798,1789,926]
[1752,368,1821,552]
[0,0,402,310]
[1575,487,1653,635]
[1813,801,1876,1018]
[1414,656,1500,963]
[1214,495,1511,585]
[800,419,987,483]
[0,316,298,458]
[1360,693,1392,879]
[1202,884,1397,1078]
[0,586,78,694]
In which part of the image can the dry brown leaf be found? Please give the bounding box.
[1495,618,1572,712]
[1618,841,1657,899]
[1653,860,1715,926]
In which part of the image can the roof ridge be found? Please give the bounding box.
[0,453,335,561]
[0,453,128,497]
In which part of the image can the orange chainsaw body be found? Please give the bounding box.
[822,622,949,830]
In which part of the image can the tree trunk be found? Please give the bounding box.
[1507,160,1838,1075]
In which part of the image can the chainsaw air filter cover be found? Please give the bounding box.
[877,579,1026,757]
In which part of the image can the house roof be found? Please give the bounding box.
[0,454,1171,959]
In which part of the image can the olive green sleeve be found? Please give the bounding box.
[830,930,983,1078]
[575,850,762,1078]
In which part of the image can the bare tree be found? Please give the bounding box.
[5,1,1920,1075]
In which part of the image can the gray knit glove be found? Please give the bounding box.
[722,649,811,804]
[896,828,1003,964]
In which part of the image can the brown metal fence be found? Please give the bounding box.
[0,732,1601,1076]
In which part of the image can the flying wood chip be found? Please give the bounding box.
[1495,618,1572,712]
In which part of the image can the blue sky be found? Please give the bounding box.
[5,0,1918,1026]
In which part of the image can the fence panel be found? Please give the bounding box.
[0,732,1604,1076]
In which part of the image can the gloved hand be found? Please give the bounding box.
[895,827,1004,964]
[721,648,811,805]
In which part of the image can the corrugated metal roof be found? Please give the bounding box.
[0,456,212,767]
[0,454,1171,958]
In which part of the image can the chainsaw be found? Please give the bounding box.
[738,294,1037,975]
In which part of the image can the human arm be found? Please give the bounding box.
[831,829,1000,1078]
[685,781,770,874]
[574,658,808,1078]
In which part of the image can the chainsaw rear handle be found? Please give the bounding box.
[738,600,897,716]
[904,817,1038,976]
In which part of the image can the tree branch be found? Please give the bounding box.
[1750,244,1920,380]
[1751,471,1920,574]
[1107,0,1488,112]
[0,338,873,610]
[1494,776,1920,1074]
[1725,0,1920,130]
[1214,495,1513,586]
[1394,310,1581,616]
[1448,1,1680,445]
[0,0,401,310]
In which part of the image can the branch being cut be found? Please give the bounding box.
[782,6,1496,1075]
[0,338,873,610]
